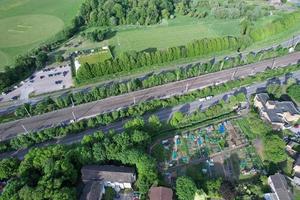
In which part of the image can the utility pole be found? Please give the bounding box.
[21,124,29,134]
[185,83,189,92]
[72,111,76,122]
[24,107,31,117]
[70,96,75,107]
[251,67,256,75]
[271,58,276,69]
[231,69,238,80]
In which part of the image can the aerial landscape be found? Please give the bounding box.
[1,0,300,199]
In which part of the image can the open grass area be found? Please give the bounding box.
[78,50,112,65]
[66,16,241,55]
[0,0,84,70]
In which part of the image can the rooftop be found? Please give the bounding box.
[149,187,173,200]
[81,165,136,183]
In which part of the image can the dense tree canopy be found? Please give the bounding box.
[176,176,197,200]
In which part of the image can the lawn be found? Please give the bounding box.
[0,0,84,70]
[78,50,112,65]
[67,16,241,55]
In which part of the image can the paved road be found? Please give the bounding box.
[1,34,300,114]
[2,70,300,159]
[0,52,299,140]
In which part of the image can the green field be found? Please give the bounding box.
[78,50,112,65]
[0,0,84,70]
[66,16,241,55]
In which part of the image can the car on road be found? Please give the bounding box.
[40,75,45,79]
[55,80,63,84]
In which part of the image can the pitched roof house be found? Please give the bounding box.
[254,93,300,129]
[264,173,293,200]
[80,165,136,200]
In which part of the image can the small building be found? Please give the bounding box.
[80,165,136,200]
[254,93,300,130]
[264,173,293,200]
[148,186,173,200]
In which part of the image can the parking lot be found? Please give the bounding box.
[0,61,73,103]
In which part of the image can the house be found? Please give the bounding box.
[264,173,293,200]
[80,181,104,200]
[81,165,136,189]
[254,93,300,129]
[293,155,300,186]
[148,187,173,200]
[80,165,136,200]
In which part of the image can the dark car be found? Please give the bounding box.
[55,80,63,84]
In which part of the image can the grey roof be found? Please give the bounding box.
[256,93,300,124]
[269,173,293,200]
[80,181,104,200]
[81,165,136,183]
[257,93,270,105]
[265,109,284,123]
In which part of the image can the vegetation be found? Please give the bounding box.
[0,0,84,70]
[81,27,111,42]
[0,127,157,199]
[287,84,300,104]
[2,62,299,152]
[249,11,300,42]
[76,36,242,81]
[176,176,197,200]
[235,113,287,173]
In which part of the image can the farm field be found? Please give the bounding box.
[0,0,84,70]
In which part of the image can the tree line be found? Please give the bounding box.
[76,36,242,81]
[249,11,300,42]
[78,0,188,26]
[15,45,289,118]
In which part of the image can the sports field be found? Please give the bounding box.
[0,0,84,70]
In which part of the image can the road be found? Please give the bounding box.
[0,52,299,140]
[2,70,300,159]
[1,34,300,114]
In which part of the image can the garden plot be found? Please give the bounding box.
[155,121,234,170]
[223,146,264,180]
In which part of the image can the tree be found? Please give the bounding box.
[266,83,283,99]
[35,51,48,69]
[0,158,20,179]
[148,115,162,131]
[176,176,197,200]
[169,111,184,127]
[103,187,116,200]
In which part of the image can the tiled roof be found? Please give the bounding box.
[149,187,173,200]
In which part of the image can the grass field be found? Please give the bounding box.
[0,0,84,70]
[78,50,112,65]
[66,16,241,55]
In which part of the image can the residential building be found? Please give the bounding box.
[80,165,136,200]
[264,173,293,200]
[294,155,300,186]
[148,186,173,200]
[80,181,104,200]
[254,93,300,129]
